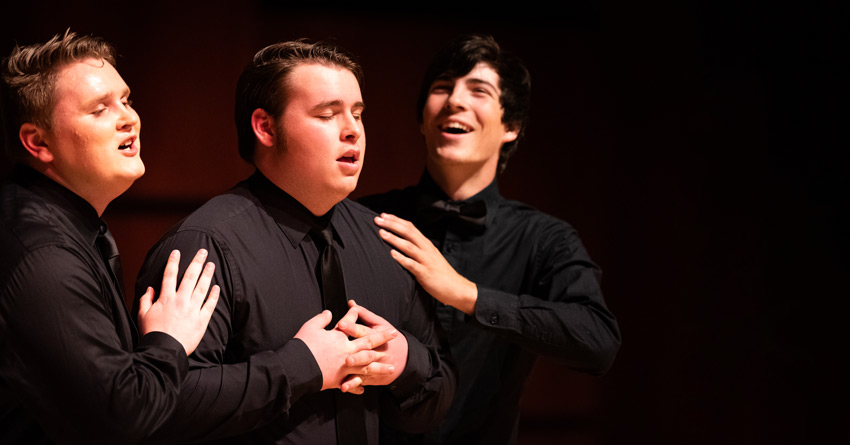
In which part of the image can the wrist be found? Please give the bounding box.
[456,279,478,315]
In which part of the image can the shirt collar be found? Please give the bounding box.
[247,170,345,249]
[11,165,103,245]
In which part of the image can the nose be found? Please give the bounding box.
[445,88,467,111]
[118,103,139,131]
[340,113,363,143]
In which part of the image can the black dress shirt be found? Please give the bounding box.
[0,167,188,443]
[360,172,621,444]
[134,171,455,444]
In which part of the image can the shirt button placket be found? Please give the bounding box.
[442,232,460,264]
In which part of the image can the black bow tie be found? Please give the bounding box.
[418,196,487,232]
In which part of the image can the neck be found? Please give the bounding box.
[256,164,339,217]
[29,161,115,216]
[426,160,497,201]
[301,197,336,217]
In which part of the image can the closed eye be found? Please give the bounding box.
[430,83,452,94]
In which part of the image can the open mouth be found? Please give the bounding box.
[440,122,472,135]
[118,136,136,151]
[337,149,359,164]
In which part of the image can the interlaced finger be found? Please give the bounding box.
[349,327,396,353]
[346,349,379,367]
[335,305,360,331]
[341,375,365,394]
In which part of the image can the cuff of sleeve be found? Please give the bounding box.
[138,331,189,377]
[386,330,429,404]
[276,338,323,400]
[471,287,519,332]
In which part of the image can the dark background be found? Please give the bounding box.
[2,1,847,443]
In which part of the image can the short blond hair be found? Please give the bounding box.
[1,30,116,162]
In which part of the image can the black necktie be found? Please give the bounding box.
[417,195,487,233]
[309,222,368,444]
[310,223,349,327]
[96,224,124,299]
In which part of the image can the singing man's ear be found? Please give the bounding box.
[251,108,276,148]
[19,123,54,163]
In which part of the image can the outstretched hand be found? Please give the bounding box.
[375,213,478,315]
[138,249,220,355]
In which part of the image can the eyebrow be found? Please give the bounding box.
[81,87,131,109]
[466,78,499,91]
[311,100,366,111]
[432,76,499,92]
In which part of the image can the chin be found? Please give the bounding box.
[128,160,146,179]
[430,154,467,167]
[113,169,144,194]
[334,180,359,199]
[431,146,467,162]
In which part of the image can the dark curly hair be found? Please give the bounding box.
[416,34,531,173]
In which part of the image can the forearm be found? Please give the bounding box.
[1,248,189,442]
[462,221,622,374]
[472,286,620,374]
[380,289,456,433]
[142,339,322,443]
[380,331,456,433]
[135,231,323,442]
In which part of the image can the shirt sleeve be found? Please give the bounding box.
[379,283,457,433]
[470,222,621,375]
[0,246,188,443]
[133,229,323,443]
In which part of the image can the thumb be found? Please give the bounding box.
[137,286,154,323]
[304,310,333,330]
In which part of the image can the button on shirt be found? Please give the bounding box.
[134,171,455,444]
[361,172,621,444]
